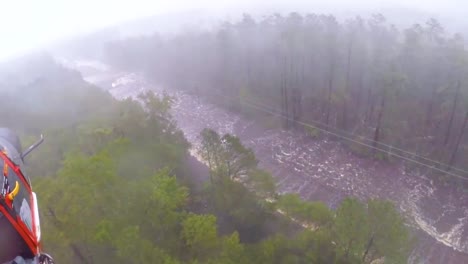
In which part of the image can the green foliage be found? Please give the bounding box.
[182,214,218,260]
[217,232,246,263]
[199,128,222,182]
[366,199,412,263]
[334,198,369,262]
[114,225,180,264]
[334,198,413,264]
[220,134,258,180]
[246,169,277,200]
[210,177,273,243]
[277,193,333,226]
[199,129,277,242]
[3,55,413,263]
[305,126,320,138]
[199,128,258,183]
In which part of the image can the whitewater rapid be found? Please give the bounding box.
[74,61,468,264]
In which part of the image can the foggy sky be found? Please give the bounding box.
[0,0,466,61]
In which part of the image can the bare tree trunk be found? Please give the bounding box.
[207,158,213,184]
[281,85,286,128]
[345,238,354,261]
[342,37,354,130]
[326,60,335,126]
[280,55,289,129]
[355,68,365,127]
[373,94,386,151]
[425,84,437,131]
[364,86,373,125]
[362,234,375,263]
[281,58,290,129]
[284,85,289,129]
[448,110,468,168]
[444,81,461,146]
[291,88,302,126]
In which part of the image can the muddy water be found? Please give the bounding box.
[74,61,468,263]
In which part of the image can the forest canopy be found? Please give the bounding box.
[0,55,412,263]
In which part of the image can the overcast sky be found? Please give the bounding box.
[0,0,466,61]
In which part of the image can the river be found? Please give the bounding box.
[70,60,468,264]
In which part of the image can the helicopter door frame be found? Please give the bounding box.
[0,151,40,255]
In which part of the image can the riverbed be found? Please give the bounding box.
[72,60,468,264]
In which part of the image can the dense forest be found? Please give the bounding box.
[0,55,412,263]
[104,13,468,184]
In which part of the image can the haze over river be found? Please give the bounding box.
[71,60,468,264]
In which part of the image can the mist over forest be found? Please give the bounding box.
[103,12,468,181]
[51,5,468,60]
[1,2,468,264]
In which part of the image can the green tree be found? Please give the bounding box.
[277,193,333,227]
[363,199,412,263]
[199,129,257,182]
[199,128,223,183]
[182,214,219,261]
[246,169,277,200]
[334,198,369,263]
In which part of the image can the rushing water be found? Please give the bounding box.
[73,60,468,263]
